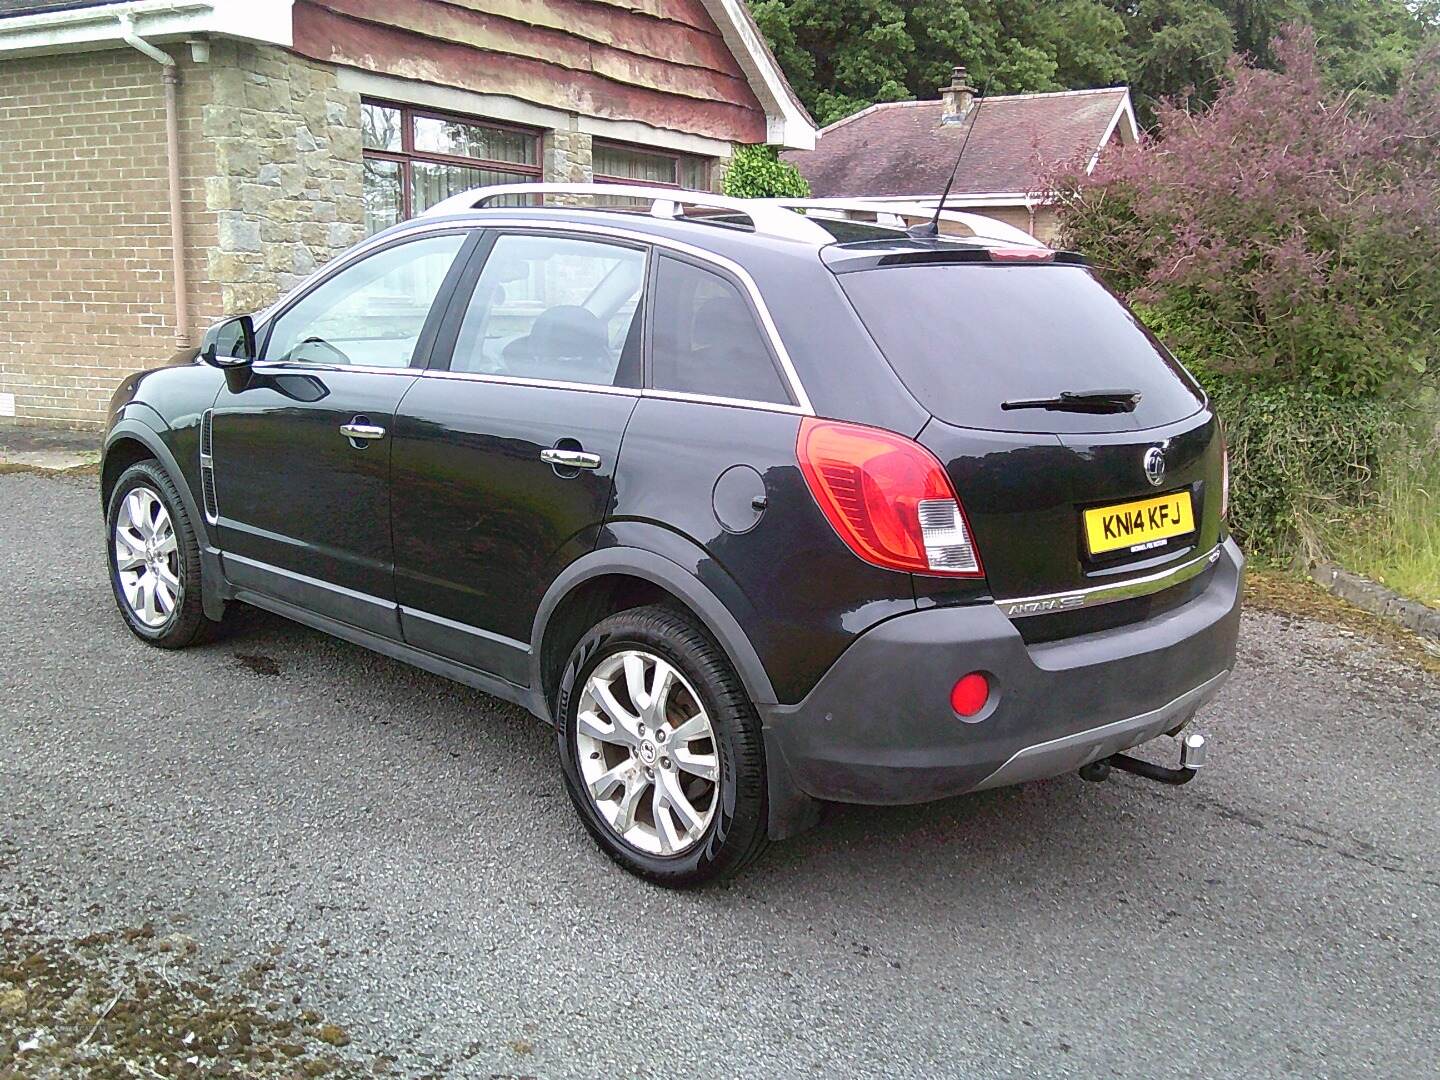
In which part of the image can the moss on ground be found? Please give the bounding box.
[1245,566,1440,677]
[0,919,380,1079]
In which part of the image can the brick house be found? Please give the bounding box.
[784,67,1138,243]
[0,0,814,427]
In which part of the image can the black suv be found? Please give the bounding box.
[101,185,1242,885]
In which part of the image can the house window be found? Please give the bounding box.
[593,141,709,191]
[361,100,541,235]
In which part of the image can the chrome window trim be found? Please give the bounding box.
[643,387,807,416]
[250,217,816,416]
[996,545,1222,620]
[242,360,808,415]
[248,360,420,378]
[419,368,641,398]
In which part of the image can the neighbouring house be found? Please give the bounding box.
[784,66,1137,243]
[0,0,814,427]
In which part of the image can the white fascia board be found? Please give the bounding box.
[698,0,816,150]
[0,0,292,58]
[1088,92,1139,171]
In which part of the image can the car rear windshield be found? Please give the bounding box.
[838,263,1205,432]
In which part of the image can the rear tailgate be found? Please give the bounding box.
[916,412,1224,601]
[837,259,1225,611]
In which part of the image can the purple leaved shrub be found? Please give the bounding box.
[1046,26,1438,555]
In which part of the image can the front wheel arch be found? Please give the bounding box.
[100,436,157,510]
[102,419,227,621]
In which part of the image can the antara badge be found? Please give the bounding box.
[1143,446,1166,487]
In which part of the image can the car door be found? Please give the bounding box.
[389,229,647,684]
[211,229,475,637]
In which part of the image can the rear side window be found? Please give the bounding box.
[839,264,1204,432]
[449,233,645,387]
[650,256,792,406]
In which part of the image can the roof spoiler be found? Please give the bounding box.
[760,198,1048,248]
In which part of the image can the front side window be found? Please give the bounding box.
[450,234,646,387]
[361,101,540,235]
[264,234,467,368]
[649,256,791,405]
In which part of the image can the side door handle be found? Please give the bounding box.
[540,448,601,470]
[340,421,386,443]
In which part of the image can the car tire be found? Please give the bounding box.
[556,604,770,887]
[106,460,222,649]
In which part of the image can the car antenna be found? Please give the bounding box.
[908,81,986,239]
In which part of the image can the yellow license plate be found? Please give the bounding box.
[1084,491,1195,555]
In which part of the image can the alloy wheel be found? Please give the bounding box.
[575,649,721,856]
[113,487,181,629]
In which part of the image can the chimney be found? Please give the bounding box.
[940,65,977,124]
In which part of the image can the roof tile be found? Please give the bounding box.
[784,88,1131,197]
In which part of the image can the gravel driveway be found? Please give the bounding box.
[3,471,1437,1078]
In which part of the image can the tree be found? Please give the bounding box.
[750,0,1130,125]
[1107,0,1440,123]
[752,0,1438,128]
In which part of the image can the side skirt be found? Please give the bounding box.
[232,588,545,719]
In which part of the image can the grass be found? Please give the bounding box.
[1316,454,1440,609]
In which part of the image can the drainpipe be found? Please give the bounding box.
[118,12,191,348]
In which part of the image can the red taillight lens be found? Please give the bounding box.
[797,418,984,577]
[1220,439,1230,520]
[950,672,990,717]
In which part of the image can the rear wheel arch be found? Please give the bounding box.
[532,549,777,724]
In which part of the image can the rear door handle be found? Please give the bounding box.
[540,448,601,470]
[339,422,386,442]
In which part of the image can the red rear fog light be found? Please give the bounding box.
[950,672,990,718]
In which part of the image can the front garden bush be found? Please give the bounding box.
[1048,26,1439,563]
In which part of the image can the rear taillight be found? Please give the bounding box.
[797,418,983,577]
[1220,429,1230,520]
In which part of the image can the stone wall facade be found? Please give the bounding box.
[542,128,593,187]
[201,41,364,316]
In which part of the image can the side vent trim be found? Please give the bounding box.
[200,408,218,524]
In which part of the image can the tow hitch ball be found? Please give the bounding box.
[1079,732,1209,786]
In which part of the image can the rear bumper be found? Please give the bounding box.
[762,538,1243,806]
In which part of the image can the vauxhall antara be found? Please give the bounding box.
[101,185,1242,885]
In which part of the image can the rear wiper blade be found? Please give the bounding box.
[1001,389,1142,414]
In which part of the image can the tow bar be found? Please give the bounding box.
[1078,731,1209,786]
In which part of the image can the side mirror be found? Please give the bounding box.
[200,315,256,368]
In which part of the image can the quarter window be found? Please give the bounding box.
[264,234,467,368]
[450,234,646,387]
[649,256,791,405]
[361,101,540,235]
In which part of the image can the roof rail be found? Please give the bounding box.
[421,183,834,245]
[763,198,1048,248]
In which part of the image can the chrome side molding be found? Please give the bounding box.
[997,546,1222,620]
